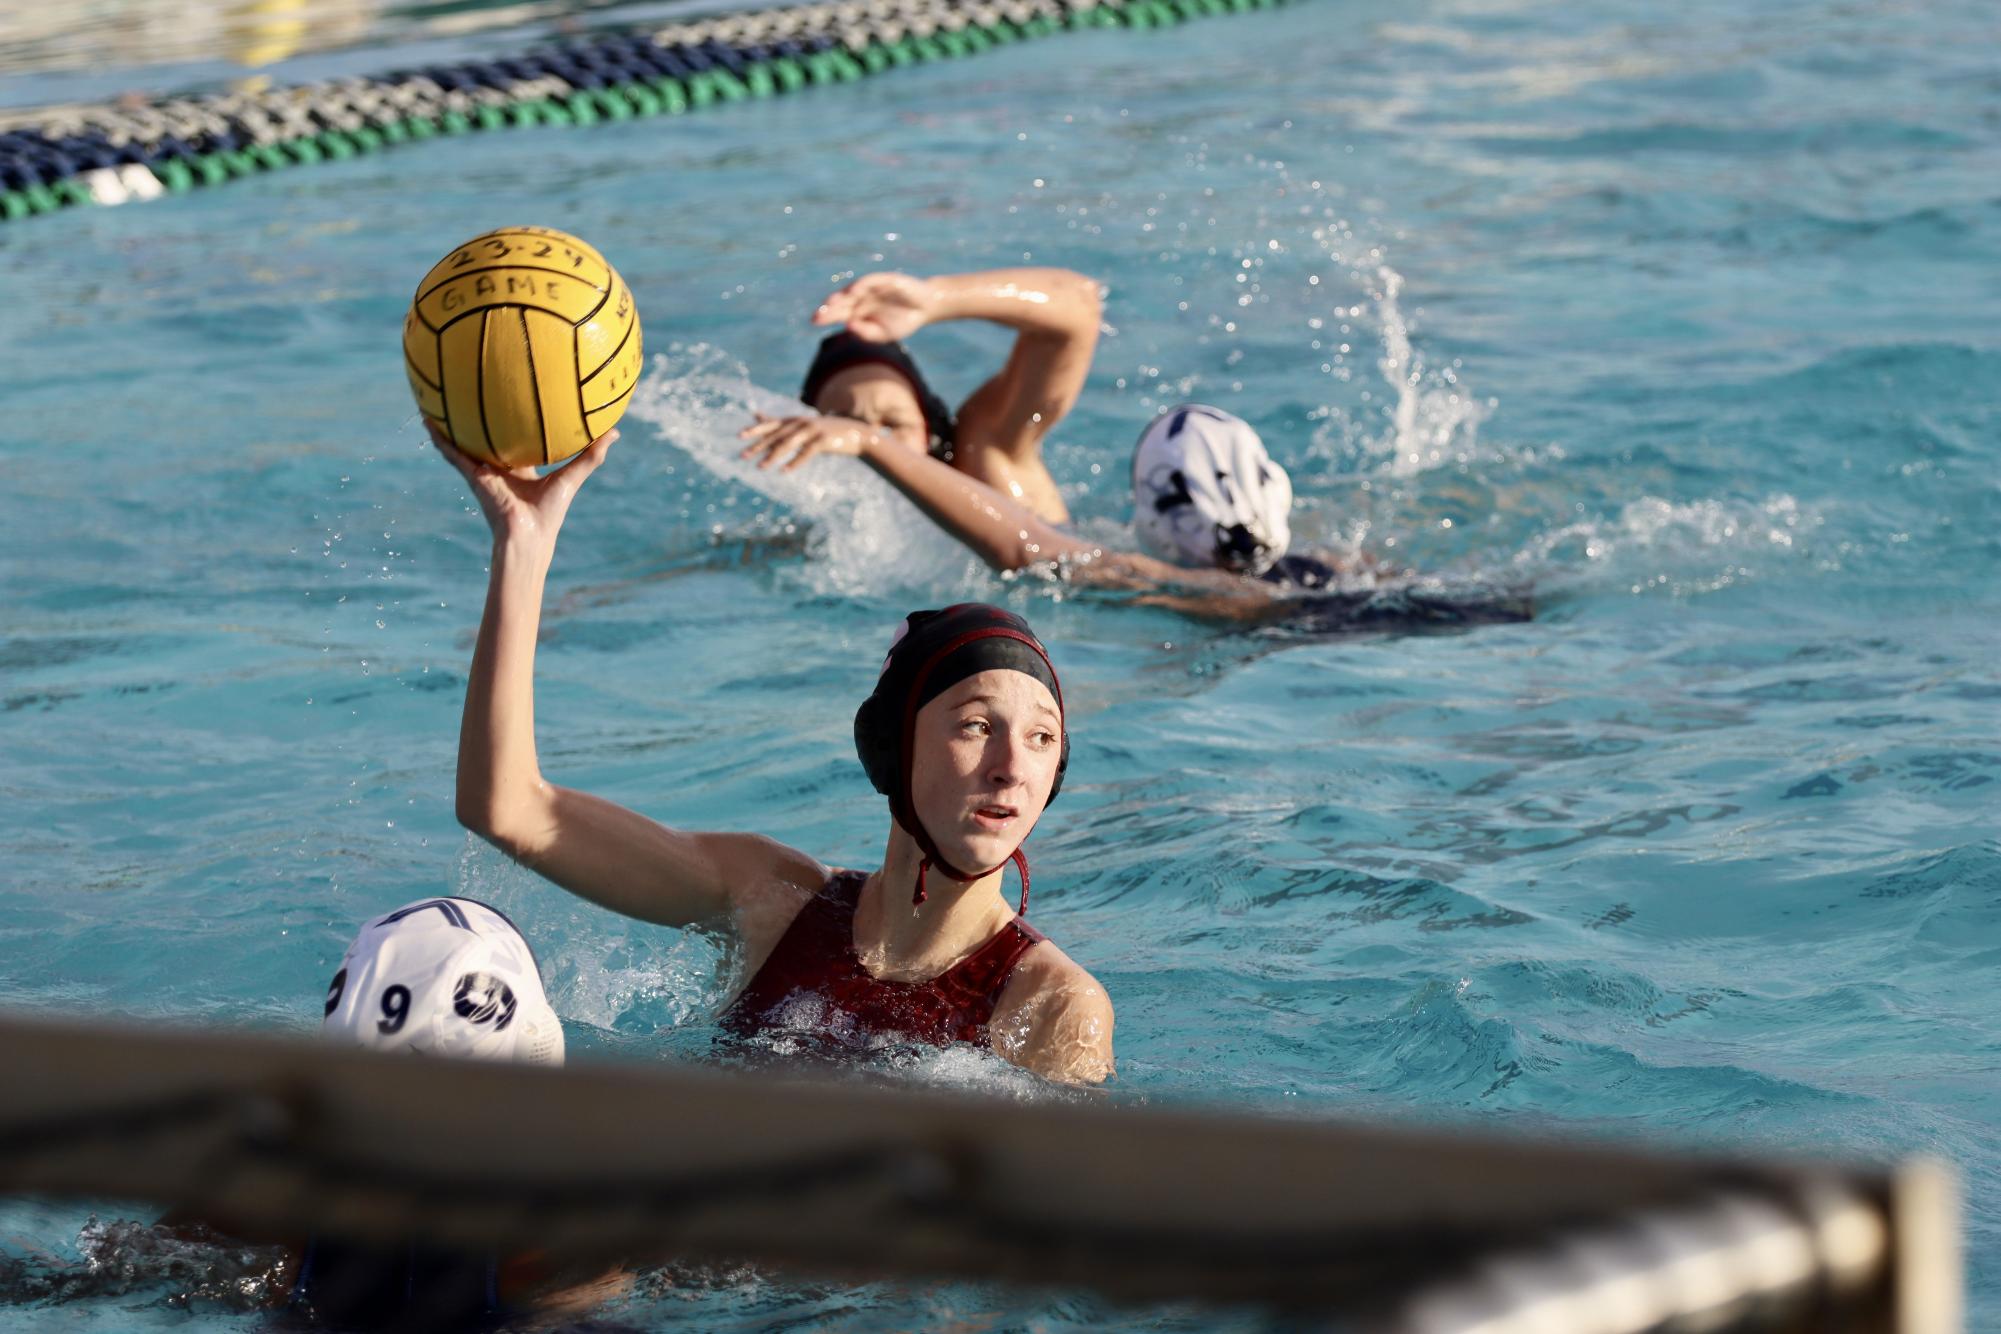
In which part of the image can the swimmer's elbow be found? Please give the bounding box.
[456,802,502,851]
[455,781,505,842]
[456,799,521,856]
[1058,269,1104,332]
[456,788,556,861]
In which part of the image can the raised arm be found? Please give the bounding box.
[436,427,823,936]
[818,267,1101,479]
[917,270,1099,452]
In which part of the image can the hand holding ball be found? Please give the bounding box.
[404,227,641,468]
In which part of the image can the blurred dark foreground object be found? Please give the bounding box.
[0,1011,1959,1332]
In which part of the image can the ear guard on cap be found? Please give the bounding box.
[854,691,898,797]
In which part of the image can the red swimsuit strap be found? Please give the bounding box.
[757,870,1043,1000]
[722,869,1051,1049]
[940,909,1047,1010]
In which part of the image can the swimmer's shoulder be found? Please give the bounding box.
[991,936,1116,1084]
[702,833,829,963]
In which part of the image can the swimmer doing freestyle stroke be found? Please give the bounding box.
[740,400,1534,631]
[763,260,1530,630]
[430,424,1114,1085]
[797,265,1101,526]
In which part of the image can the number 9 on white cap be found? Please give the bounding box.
[322,897,564,1067]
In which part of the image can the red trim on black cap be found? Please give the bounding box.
[894,620,1063,912]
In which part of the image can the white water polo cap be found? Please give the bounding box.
[1131,405,1293,575]
[323,897,564,1066]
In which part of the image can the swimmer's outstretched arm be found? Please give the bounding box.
[435,428,824,937]
[817,268,1102,459]
[740,411,1090,569]
[739,413,1282,616]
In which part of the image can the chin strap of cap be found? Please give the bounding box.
[913,845,1030,917]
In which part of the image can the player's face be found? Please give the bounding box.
[907,670,1063,876]
[813,365,929,454]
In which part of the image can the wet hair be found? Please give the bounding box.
[801,331,958,459]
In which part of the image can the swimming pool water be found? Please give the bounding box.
[2,0,1998,1326]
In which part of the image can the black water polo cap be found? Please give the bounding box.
[854,605,1069,907]
[801,331,958,459]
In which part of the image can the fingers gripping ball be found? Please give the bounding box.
[404,226,642,467]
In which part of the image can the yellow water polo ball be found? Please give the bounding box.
[403,226,642,468]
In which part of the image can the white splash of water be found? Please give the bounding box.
[627,343,990,600]
[452,835,728,1030]
[0,1216,292,1309]
[731,1006,1054,1101]
[1304,220,1491,477]
[1372,265,1488,476]
[878,1041,1053,1100]
[1512,493,1821,595]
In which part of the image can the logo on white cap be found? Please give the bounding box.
[1131,405,1293,575]
[323,897,563,1067]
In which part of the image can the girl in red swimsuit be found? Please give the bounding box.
[432,426,1114,1085]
